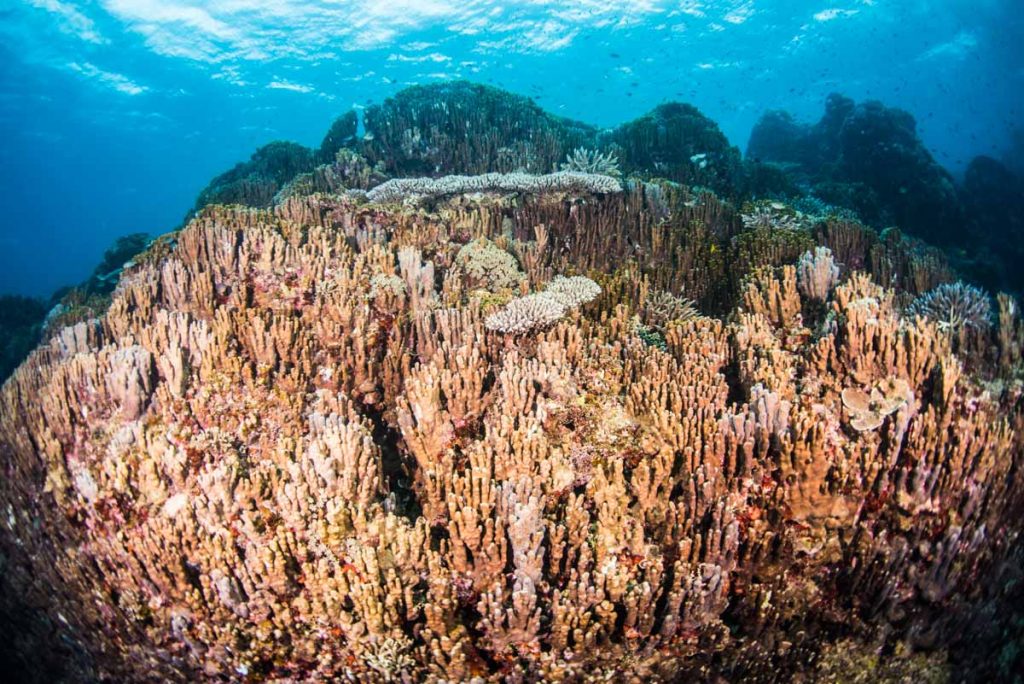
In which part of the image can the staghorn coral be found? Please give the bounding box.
[2,155,1024,684]
[365,171,622,204]
[740,200,806,231]
[560,147,621,178]
[640,288,700,332]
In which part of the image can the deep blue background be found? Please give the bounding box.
[1,0,1021,297]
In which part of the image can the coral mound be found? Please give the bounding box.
[2,175,1024,683]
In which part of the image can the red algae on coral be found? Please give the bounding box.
[1,179,1023,682]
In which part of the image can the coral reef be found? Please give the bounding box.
[2,162,1023,682]
[610,102,744,196]
[191,141,315,214]
[354,81,600,176]
[747,94,963,245]
[960,155,1024,291]
[3,81,1023,683]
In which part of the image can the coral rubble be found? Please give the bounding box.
[2,83,1024,683]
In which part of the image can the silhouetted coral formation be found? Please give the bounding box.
[747,94,1024,297]
[748,94,963,245]
[0,295,47,383]
[192,141,316,214]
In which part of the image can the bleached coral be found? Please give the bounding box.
[560,147,621,178]
[797,246,840,301]
[366,171,622,203]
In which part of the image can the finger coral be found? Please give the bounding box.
[3,125,1024,684]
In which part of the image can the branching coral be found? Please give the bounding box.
[560,147,621,178]
[906,281,992,333]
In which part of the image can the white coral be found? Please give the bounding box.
[485,293,566,334]
[561,147,621,178]
[366,171,622,204]
[543,275,601,308]
[797,246,840,301]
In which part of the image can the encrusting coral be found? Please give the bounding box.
[3,90,1024,684]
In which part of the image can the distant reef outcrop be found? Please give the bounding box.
[748,93,1024,292]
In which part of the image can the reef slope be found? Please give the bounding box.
[1,83,1024,682]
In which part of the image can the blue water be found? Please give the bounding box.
[1,0,1021,298]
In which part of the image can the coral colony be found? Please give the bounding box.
[2,82,1024,682]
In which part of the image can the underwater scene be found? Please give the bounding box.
[2,1,1024,682]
